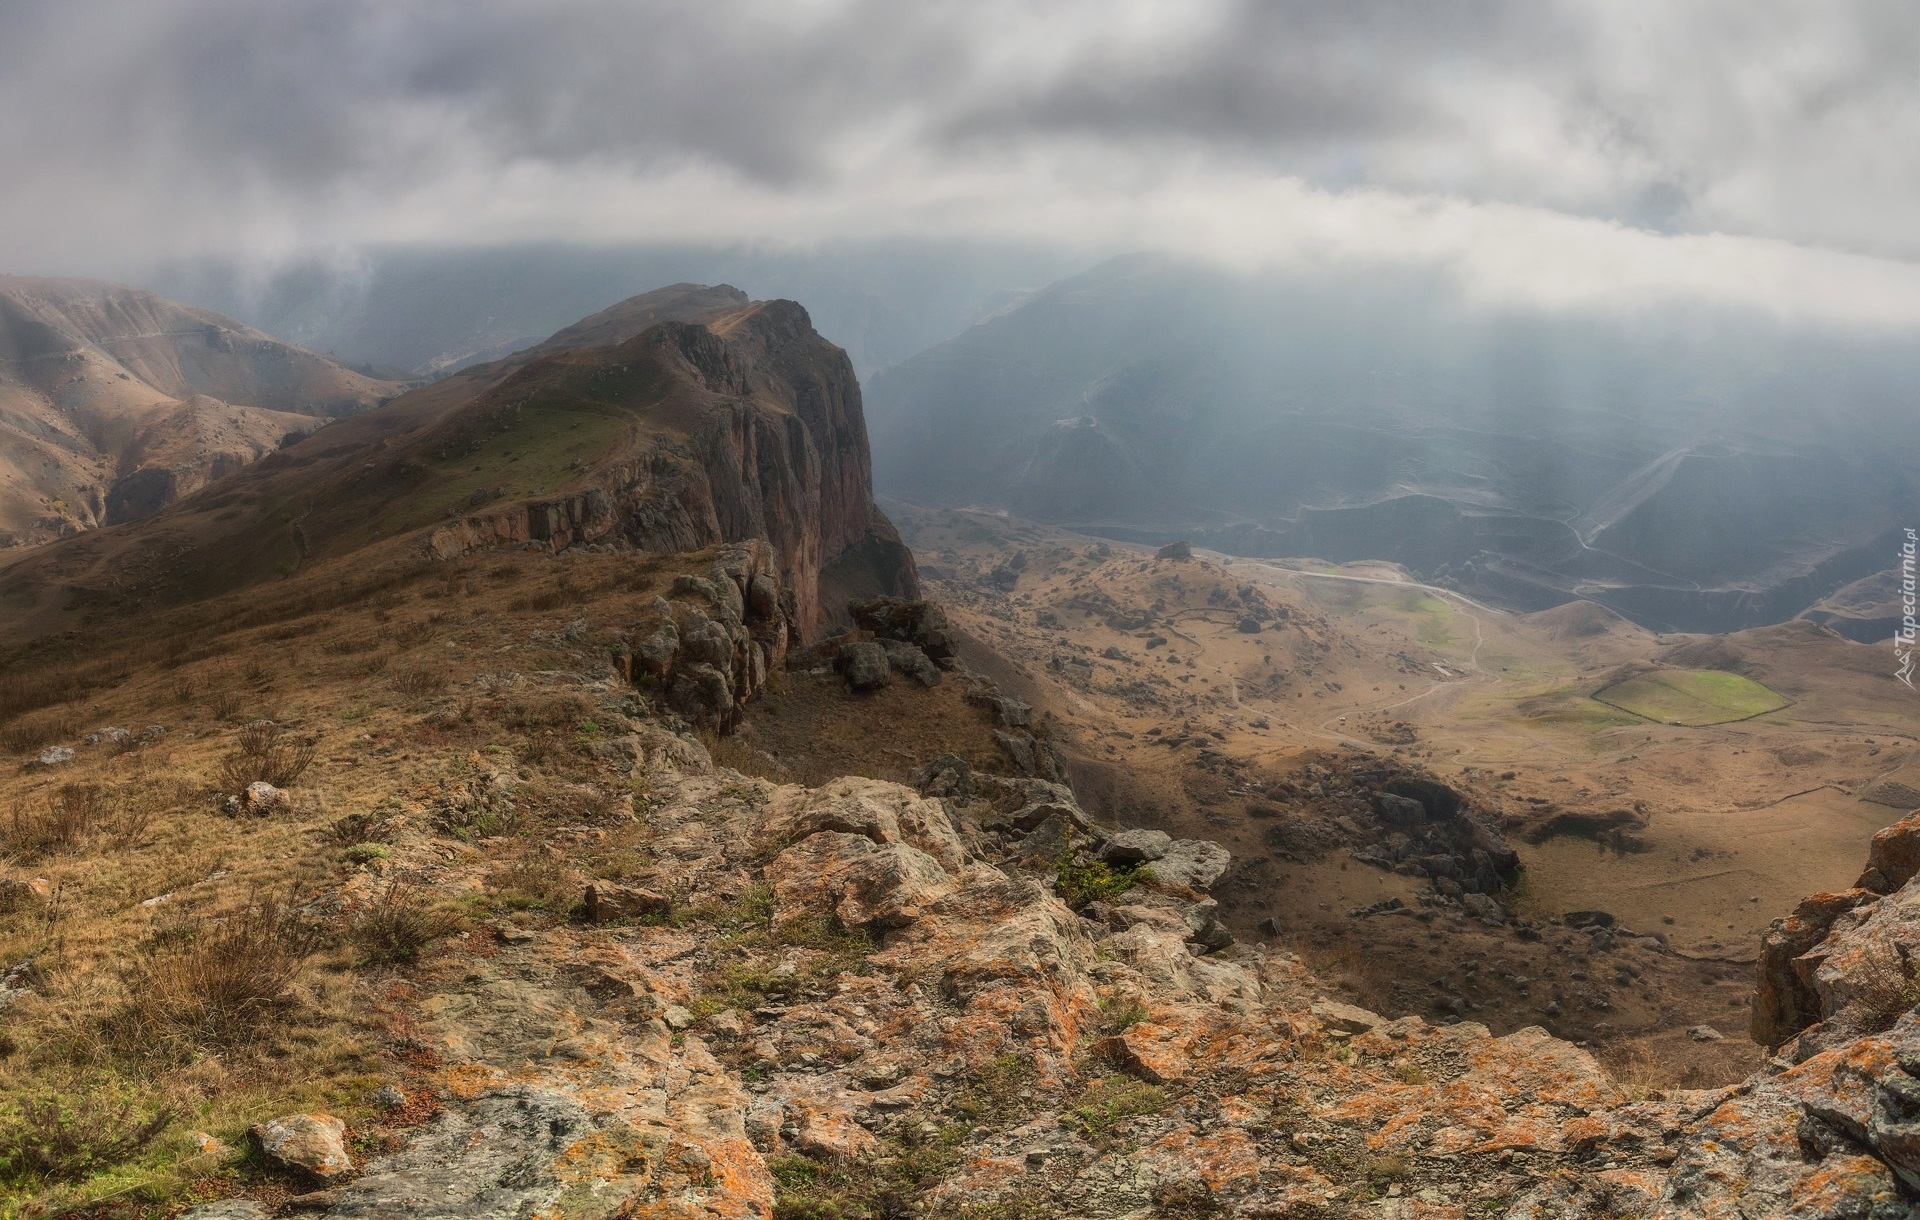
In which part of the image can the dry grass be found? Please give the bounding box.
[485,852,580,915]
[348,883,463,965]
[4,783,151,861]
[0,1080,173,1188]
[105,894,324,1056]
[391,668,449,697]
[215,722,319,793]
[0,543,720,1211]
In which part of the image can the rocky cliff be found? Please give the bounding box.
[0,284,915,642]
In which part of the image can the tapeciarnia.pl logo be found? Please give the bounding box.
[1899,528,1917,690]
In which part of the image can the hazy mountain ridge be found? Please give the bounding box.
[867,255,1920,632]
[0,276,406,545]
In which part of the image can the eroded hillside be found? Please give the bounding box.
[0,278,407,546]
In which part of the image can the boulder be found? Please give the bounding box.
[583,882,672,923]
[34,746,73,766]
[1101,829,1172,865]
[1149,840,1231,890]
[877,638,942,687]
[241,781,290,816]
[848,597,957,662]
[967,691,1033,728]
[634,624,679,677]
[1372,792,1427,828]
[838,641,892,692]
[915,754,973,801]
[1156,540,1193,560]
[248,1113,352,1180]
[1861,812,1920,893]
[666,662,734,724]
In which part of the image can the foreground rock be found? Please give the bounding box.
[248,1113,352,1181]
[237,723,1920,1217]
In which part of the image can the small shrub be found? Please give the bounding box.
[207,689,244,722]
[1062,1076,1166,1147]
[4,783,149,860]
[216,721,319,792]
[486,853,579,914]
[1054,857,1146,908]
[326,811,384,845]
[348,883,462,965]
[391,668,449,697]
[1098,996,1150,1034]
[0,708,81,756]
[1851,946,1920,1033]
[0,1083,173,1187]
[432,772,515,839]
[111,893,323,1052]
[344,841,392,863]
[392,620,436,647]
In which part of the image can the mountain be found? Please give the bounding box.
[143,241,1085,379]
[0,276,406,545]
[866,254,1920,633]
[0,282,915,642]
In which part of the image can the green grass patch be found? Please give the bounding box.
[1592,668,1788,726]
[1054,857,1148,908]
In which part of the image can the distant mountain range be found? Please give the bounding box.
[866,255,1920,633]
[0,277,405,546]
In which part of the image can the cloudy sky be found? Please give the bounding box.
[6,0,1919,323]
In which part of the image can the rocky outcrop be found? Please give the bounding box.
[426,303,915,639]
[622,541,796,729]
[220,693,1920,1218]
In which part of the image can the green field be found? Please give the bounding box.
[1591,669,1788,726]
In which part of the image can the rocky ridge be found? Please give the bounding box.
[174,659,1920,1217]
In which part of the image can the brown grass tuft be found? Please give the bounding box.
[390,668,449,697]
[0,1080,173,1187]
[108,893,323,1054]
[215,722,319,792]
[348,883,463,965]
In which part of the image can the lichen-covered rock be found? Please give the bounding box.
[1100,829,1171,865]
[837,640,891,691]
[1147,839,1231,890]
[1753,888,1882,1048]
[247,1113,352,1180]
[876,637,941,686]
[1862,811,1920,894]
[584,881,671,922]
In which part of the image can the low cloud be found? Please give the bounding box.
[4,0,1918,324]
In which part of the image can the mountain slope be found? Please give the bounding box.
[0,282,915,643]
[0,276,406,544]
[866,255,1920,632]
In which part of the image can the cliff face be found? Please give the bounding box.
[0,284,914,644]
[420,300,915,638]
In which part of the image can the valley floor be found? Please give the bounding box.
[885,500,1920,1087]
